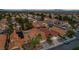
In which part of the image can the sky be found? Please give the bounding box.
[0,0,79,9]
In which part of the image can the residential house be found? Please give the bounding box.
[9,30,28,49]
[0,34,7,49]
[32,21,45,28]
[39,28,50,37]
[50,26,67,36]
[44,16,52,22]
[58,21,71,30]
[28,28,47,40]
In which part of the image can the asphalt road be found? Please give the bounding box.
[48,32,79,50]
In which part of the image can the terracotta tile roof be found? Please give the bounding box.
[0,34,6,49]
[51,26,67,36]
[9,30,29,49]
[50,30,59,36]
[28,28,40,38]
[40,32,47,40]
[9,41,17,49]
[9,27,58,49]
[28,28,47,40]
[39,28,50,37]
[10,30,19,41]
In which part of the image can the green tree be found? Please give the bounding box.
[16,18,33,30]
[4,23,13,50]
[47,34,52,44]
[28,34,41,49]
[24,18,33,30]
[65,15,76,29]
[66,30,75,38]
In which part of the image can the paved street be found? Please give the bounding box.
[48,32,79,50]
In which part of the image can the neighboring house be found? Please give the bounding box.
[44,16,51,21]
[39,28,50,37]
[9,30,28,49]
[50,26,67,36]
[50,30,59,36]
[0,34,7,49]
[28,28,40,38]
[28,28,47,40]
[11,17,16,25]
[47,21,54,27]
[28,16,33,20]
[32,21,45,28]
[0,23,8,34]
[0,18,8,24]
[9,28,48,49]
[35,15,42,21]
[50,14,54,19]
[15,15,20,19]
[58,21,71,30]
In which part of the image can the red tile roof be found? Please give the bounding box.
[50,26,67,36]
[28,28,47,40]
[9,27,63,49]
[50,30,59,36]
[28,28,40,38]
[9,30,29,49]
[10,30,19,41]
[39,28,50,37]
[0,34,6,49]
